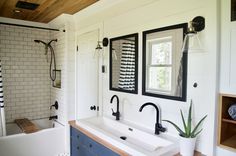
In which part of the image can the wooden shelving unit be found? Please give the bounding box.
[218,94,236,152]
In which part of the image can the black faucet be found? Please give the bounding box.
[139,102,166,135]
[49,115,58,120]
[50,101,58,110]
[110,95,120,120]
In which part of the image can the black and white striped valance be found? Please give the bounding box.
[118,41,136,91]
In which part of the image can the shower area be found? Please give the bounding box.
[0,23,66,156]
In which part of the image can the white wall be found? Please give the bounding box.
[217,0,236,155]
[73,0,219,155]
[50,29,67,125]
[220,0,236,94]
[49,14,76,154]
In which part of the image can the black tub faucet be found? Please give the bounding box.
[49,115,58,120]
[139,102,166,135]
[110,95,120,120]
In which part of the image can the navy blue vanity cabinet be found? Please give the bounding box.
[70,126,120,156]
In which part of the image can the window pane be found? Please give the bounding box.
[148,67,172,92]
[151,41,172,65]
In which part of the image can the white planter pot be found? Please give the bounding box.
[179,136,196,156]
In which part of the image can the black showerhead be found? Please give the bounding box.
[34,40,40,43]
[34,40,47,45]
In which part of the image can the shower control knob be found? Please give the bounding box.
[90,105,96,111]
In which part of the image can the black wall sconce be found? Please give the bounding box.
[182,16,205,52]
[95,37,109,51]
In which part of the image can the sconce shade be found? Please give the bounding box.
[182,16,205,53]
[182,33,203,52]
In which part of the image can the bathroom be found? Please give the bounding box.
[0,0,235,156]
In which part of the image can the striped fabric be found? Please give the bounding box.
[175,57,183,97]
[118,41,136,91]
[0,60,6,136]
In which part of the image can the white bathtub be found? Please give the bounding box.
[0,119,66,156]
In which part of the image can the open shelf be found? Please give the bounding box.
[218,94,236,152]
[221,135,236,149]
[222,118,236,124]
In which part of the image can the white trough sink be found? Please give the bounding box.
[76,117,178,156]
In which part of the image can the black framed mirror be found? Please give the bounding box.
[109,33,138,94]
[142,23,188,101]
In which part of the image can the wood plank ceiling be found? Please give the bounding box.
[0,0,98,23]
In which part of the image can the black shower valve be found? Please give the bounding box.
[50,101,59,110]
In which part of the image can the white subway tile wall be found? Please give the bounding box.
[0,24,51,123]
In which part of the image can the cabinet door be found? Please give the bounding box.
[71,143,97,156]
[78,144,96,156]
[70,127,120,156]
[71,143,79,156]
[83,136,119,156]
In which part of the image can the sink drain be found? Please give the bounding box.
[120,136,127,140]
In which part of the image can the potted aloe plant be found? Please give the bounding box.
[163,100,207,156]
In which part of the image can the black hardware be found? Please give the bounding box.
[76,45,78,52]
[128,128,133,131]
[0,22,59,31]
[49,115,58,120]
[193,82,198,88]
[50,101,59,110]
[120,136,127,140]
[102,38,109,47]
[110,95,120,120]
[102,65,106,73]
[192,16,205,32]
[139,102,166,135]
[90,105,96,111]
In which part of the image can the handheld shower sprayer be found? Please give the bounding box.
[34,39,57,81]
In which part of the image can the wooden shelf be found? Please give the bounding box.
[222,118,236,125]
[221,135,236,150]
[218,94,236,152]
